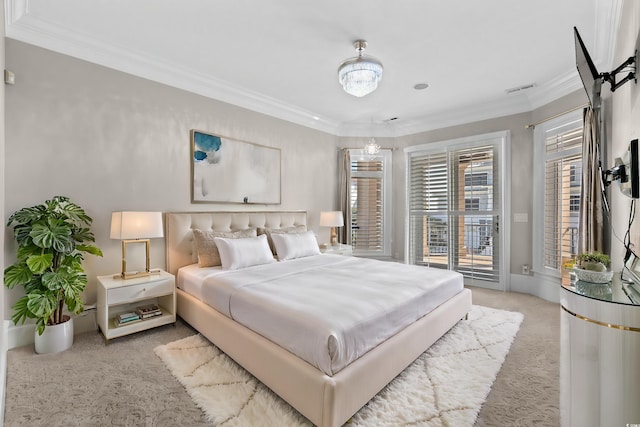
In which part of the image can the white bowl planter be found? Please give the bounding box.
[34,316,74,354]
[572,267,614,284]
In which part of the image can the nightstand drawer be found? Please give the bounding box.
[108,279,174,305]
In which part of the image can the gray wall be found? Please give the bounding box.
[4,40,338,309]
[609,0,640,271]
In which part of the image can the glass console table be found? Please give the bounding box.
[560,270,640,427]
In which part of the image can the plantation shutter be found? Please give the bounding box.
[350,156,384,252]
[408,139,503,285]
[408,151,449,267]
[450,145,500,282]
[543,124,583,270]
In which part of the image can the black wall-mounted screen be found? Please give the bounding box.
[620,139,640,199]
[574,26,602,107]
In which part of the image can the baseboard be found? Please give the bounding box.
[509,273,560,303]
[1,320,9,427]
[7,309,97,350]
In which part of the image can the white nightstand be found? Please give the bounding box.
[320,243,353,256]
[96,270,176,343]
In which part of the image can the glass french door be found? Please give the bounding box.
[407,133,507,290]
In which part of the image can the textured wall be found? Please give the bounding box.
[4,40,338,309]
[609,0,640,271]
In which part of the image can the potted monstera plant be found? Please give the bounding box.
[4,196,102,353]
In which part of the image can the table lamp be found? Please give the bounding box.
[110,211,163,279]
[319,211,344,246]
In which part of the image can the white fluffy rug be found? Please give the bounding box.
[154,305,523,426]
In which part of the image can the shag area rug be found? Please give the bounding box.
[154,305,523,426]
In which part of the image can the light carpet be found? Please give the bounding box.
[154,305,523,426]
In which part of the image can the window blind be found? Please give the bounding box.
[543,124,583,270]
[350,157,384,252]
[408,151,449,267]
[408,143,501,283]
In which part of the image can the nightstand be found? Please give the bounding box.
[320,243,353,256]
[97,270,176,343]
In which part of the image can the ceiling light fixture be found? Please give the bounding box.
[363,137,381,155]
[338,40,383,97]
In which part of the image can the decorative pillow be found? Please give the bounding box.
[257,225,307,255]
[214,234,276,270]
[271,231,321,261]
[192,228,257,267]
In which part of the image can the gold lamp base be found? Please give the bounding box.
[113,239,161,280]
[330,226,338,246]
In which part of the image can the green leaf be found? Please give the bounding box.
[26,253,53,275]
[7,206,45,226]
[76,244,103,257]
[13,224,34,246]
[27,290,58,320]
[16,245,41,261]
[35,318,46,336]
[4,264,33,288]
[41,271,65,291]
[30,219,73,252]
[10,296,32,325]
[56,198,92,225]
[72,228,96,243]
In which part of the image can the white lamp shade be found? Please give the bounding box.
[110,212,164,240]
[319,211,344,227]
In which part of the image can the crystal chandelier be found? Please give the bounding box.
[363,137,381,155]
[338,40,384,97]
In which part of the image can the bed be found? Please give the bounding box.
[165,211,472,427]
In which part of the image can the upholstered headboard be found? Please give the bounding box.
[164,211,307,276]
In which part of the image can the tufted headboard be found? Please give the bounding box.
[164,211,307,276]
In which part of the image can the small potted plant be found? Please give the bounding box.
[573,251,613,283]
[4,196,103,353]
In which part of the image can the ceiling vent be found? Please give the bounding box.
[505,83,535,94]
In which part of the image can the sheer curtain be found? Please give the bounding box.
[578,106,603,253]
[338,148,352,244]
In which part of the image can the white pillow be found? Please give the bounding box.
[271,231,321,261]
[214,234,276,270]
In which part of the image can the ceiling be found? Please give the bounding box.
[4,0,621,136]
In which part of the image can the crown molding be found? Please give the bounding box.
[4,4,342,135]
[4,0,28,25]
[4,0,623,138]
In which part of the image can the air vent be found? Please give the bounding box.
[505,83,535,94]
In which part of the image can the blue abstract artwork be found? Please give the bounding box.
[191,130,281,204]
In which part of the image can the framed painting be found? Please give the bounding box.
[190,130,281,204]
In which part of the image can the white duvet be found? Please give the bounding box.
[178,254,464,376]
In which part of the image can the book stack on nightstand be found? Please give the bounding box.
[115,311,142,327]
[136,303,162,319]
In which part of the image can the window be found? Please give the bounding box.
[406,131,509,290]
[533,112,583,276]
[569,194,580,212]
[349,149,392,256]
[465,173,488,187]
[465,198,480,211]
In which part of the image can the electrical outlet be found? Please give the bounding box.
[522,264,530,275]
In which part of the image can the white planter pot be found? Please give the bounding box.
[34,316,74,354]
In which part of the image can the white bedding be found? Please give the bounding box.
[177,254,464,376]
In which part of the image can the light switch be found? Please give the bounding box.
[514,213,528,223]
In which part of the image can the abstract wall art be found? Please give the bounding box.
[191,130,281,204]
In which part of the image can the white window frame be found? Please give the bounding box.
[532,111,583,279]
[404,130,511,291]
[349,148,392,257]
